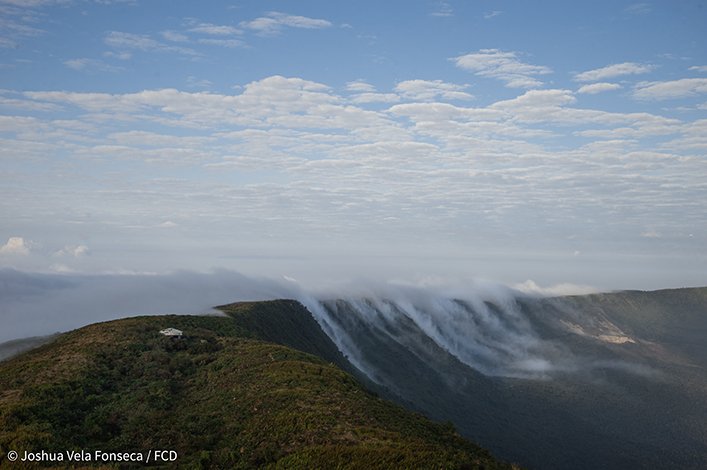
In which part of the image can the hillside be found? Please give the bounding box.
[0,302,512,469]
[313,288,707,469]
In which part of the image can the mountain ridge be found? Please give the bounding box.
[0,303,512,469]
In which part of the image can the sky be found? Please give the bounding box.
[1,0,706,291]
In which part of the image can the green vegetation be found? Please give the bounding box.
[0,304,512,469]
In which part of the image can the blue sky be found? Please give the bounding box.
[1,0,706,290]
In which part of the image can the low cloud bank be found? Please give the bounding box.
[0,268,299,343]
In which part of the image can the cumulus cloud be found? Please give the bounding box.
[452,49,552,88]
[53,244,89,257]
[240,12,332,36]
[349,92,400,104]
[574,62,654,82]
[0,237,31,255]
[395,79,473,101]
[577,82,622,94]
[633,78,707,100]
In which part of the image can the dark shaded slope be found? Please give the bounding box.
[216,300,353,373]
[553,287,707,363]
[0,313,510,469]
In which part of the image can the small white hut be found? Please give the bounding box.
[159,327,183,337]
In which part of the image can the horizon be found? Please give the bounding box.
[1,0,706,291]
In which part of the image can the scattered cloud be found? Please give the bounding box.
[344,81,400,104]
[0,94,60,111]
[640,230,661,238]
[431,1,453,17]
[484,11,502,19]
[0,37,16,48]
[395,79,473,101]
[577,82,622,94]
[7,74,707,282]
[689,65,707,73]
[187,22,241,36]
[574,62,654,82]
[197,38,244,48]
[104,31,199,56]
[64,58,122,72]
[624,3,652,15]
[633,78,707,100]
[0,237,31,255]
[346,80,376,93]
[349,92,400,104]
[161,30,189,42]
[103,50,132,60]
[186,76,213,89]
[452,49,552,88]
[54,244,89,257]
[240,11,332,36]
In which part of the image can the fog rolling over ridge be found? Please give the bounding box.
[305,286,649,381]
[2,268,707,468]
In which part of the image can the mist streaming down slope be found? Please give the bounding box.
[301,285,707,470]
[301,284,646,381]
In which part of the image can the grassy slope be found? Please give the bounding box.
[0,304,511,469]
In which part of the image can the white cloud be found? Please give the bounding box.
[161,30,189,42]
[54,244,89,257]
[625,3,651,15]
[197,38,244,48]
[104,31,199,56]
[9,74,707,272]
[186,76,213,89]
[241,11,332,36]
[574,62,654,82]
[64,58,122,72]
[0,94,60,111]
[640,230,661,238]
[514,280,598,296]
[633,78,707,100]
[0,237,31,255]
[0,37,16,48]
[188,23,241,36]
[395,79,474,101]
[431,1,453,17]
[577,82,622,94]
[346,80,376,93]
[688,65,707,73]
[349,92,400,104]
[452,49,552,88]
[103,51,132,60]
[484,11,502,19]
